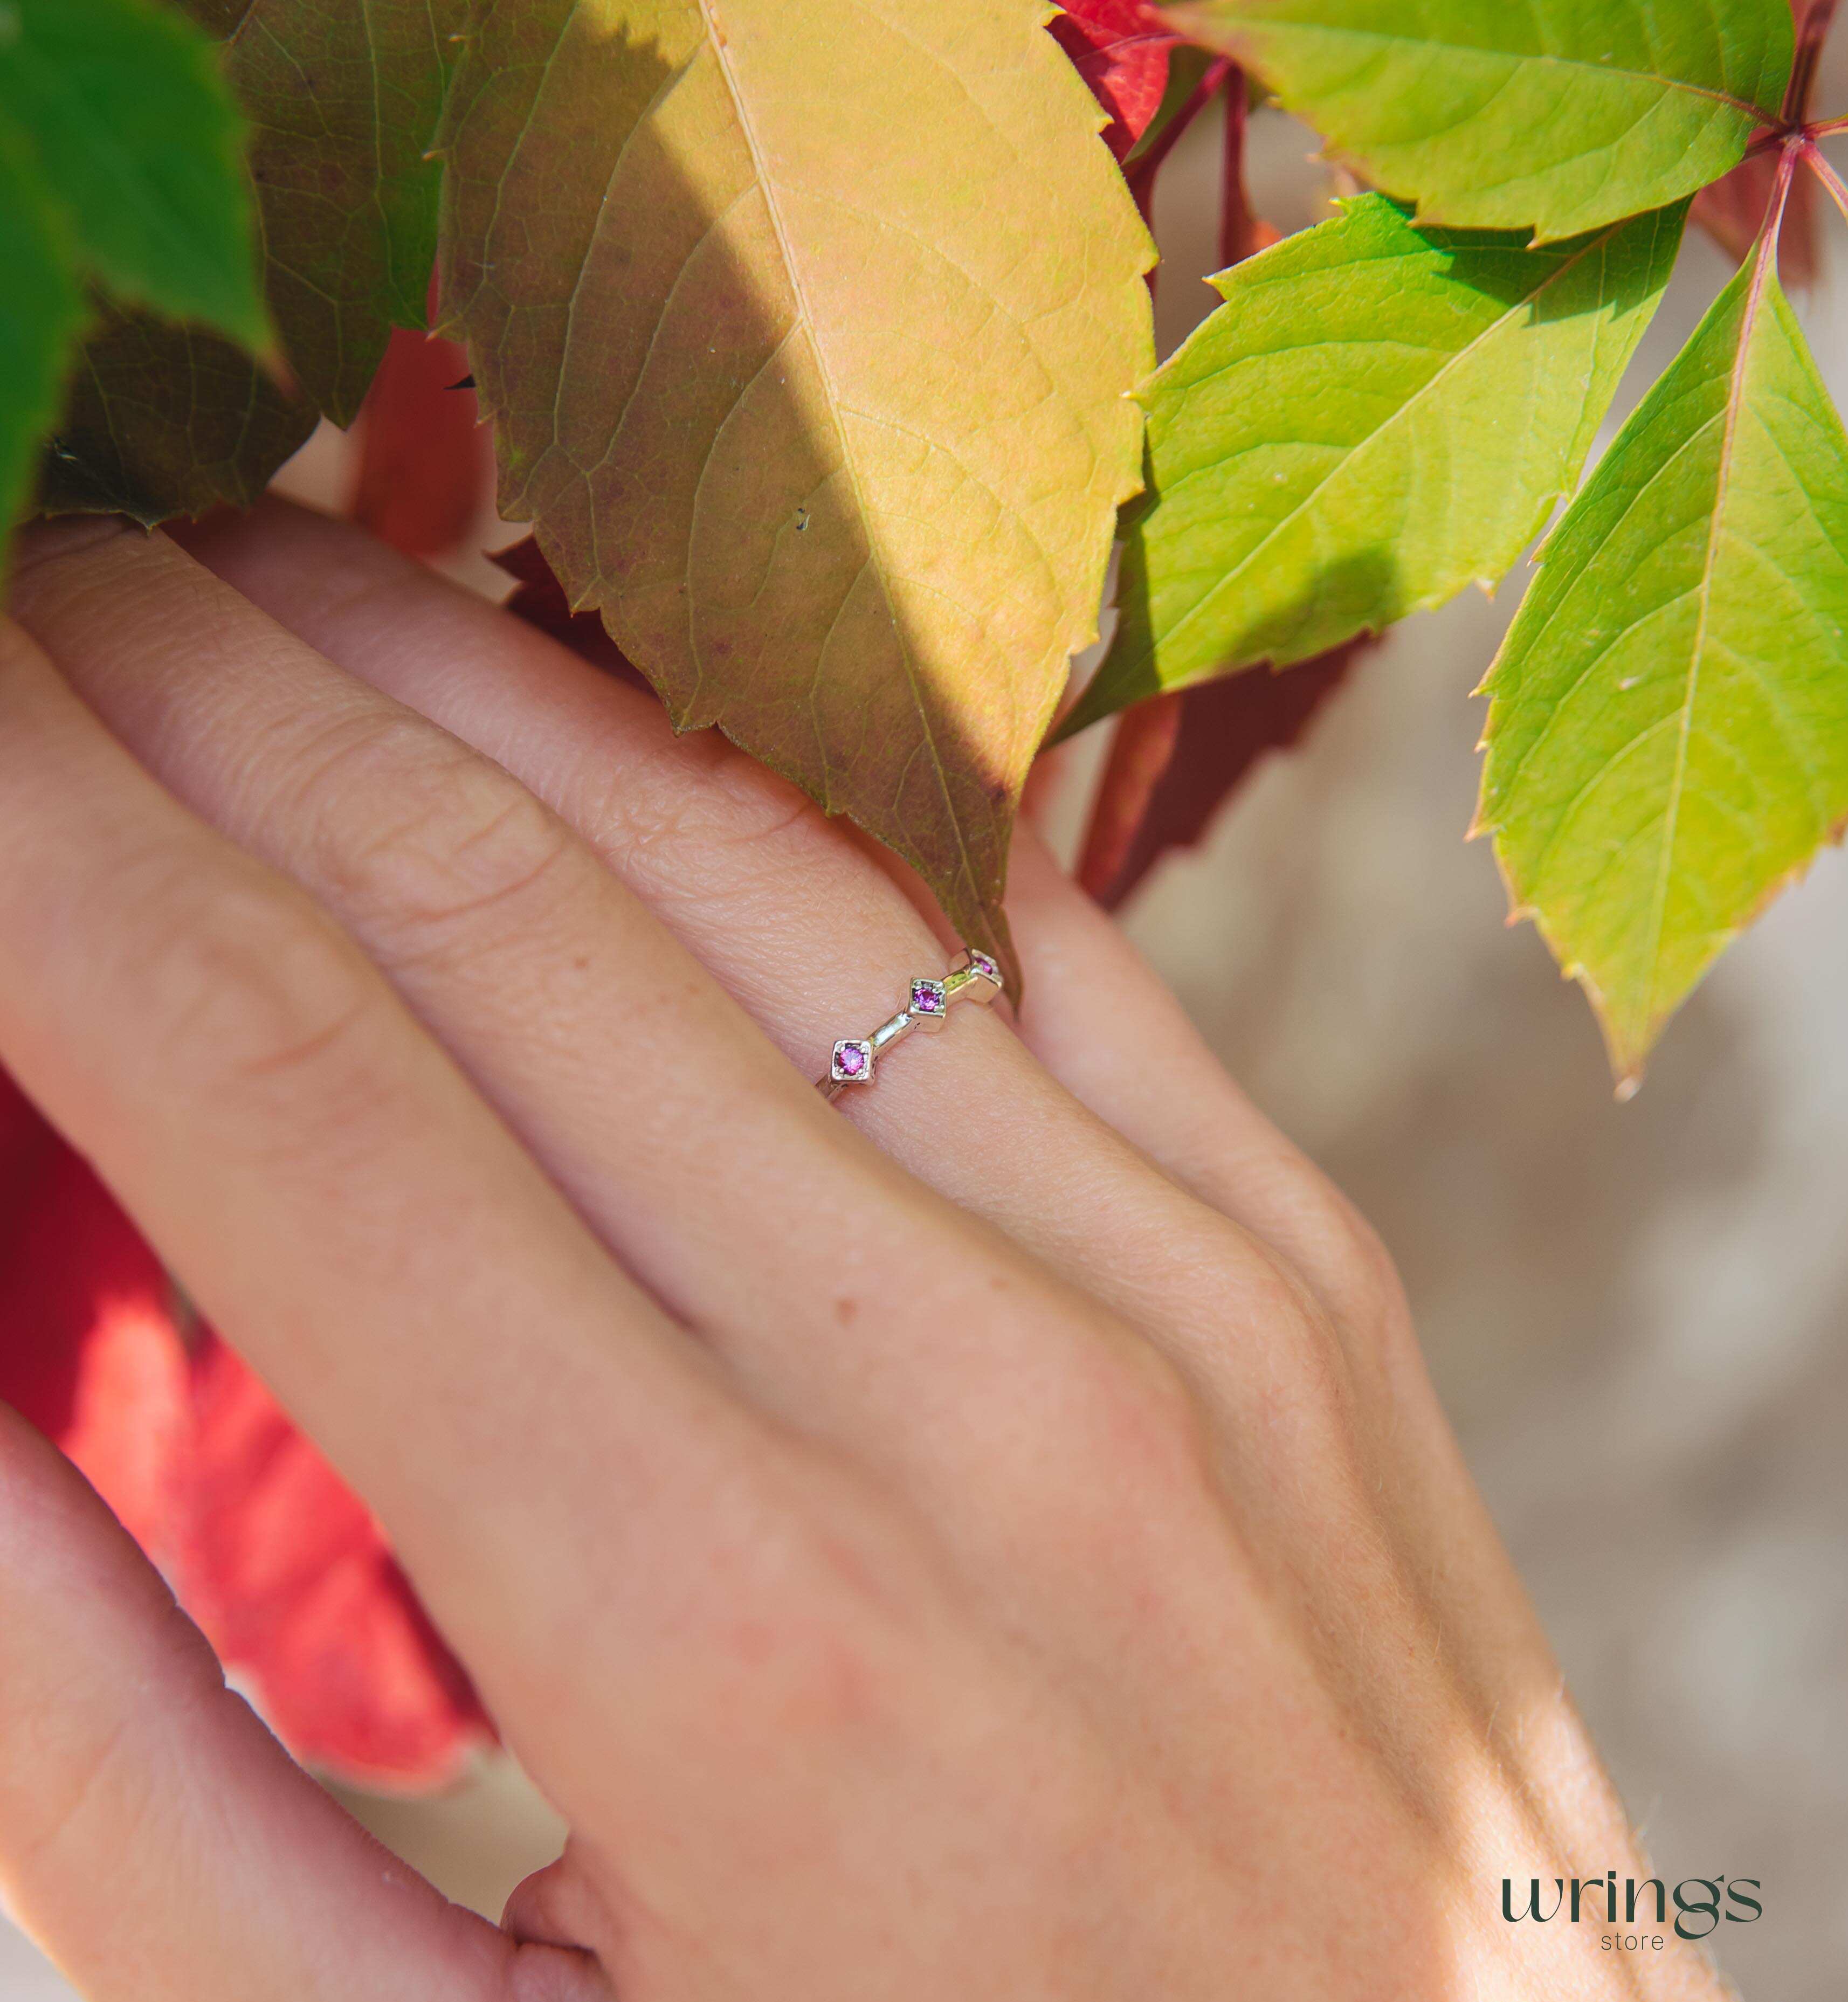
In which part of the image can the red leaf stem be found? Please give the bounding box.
[1075,692,1184,898]
[1218,66,1280,268]
[1801,134,1848,225]
[1785,0,1841,123]
[1124,56,1231,222]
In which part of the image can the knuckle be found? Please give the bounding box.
[1074,1342,1220,1508]
[591,729,834,909]
[4,515,136,591]
[1012,1324,1225,1554]
[1293,1189,1417,1382]
[687,1471,934,1741]
[120,860,383,1118]
[287,711,582,955]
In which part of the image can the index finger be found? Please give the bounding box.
[0,603,778,1780]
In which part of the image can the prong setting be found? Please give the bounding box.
[908,977,948,1029]
[817,945,1001,1098]
[830,1038,874,1085]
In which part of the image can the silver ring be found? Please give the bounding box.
[818,947,1003,1100]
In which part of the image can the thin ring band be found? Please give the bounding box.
[818,948,1003,1100]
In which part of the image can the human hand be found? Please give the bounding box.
[0,505,1722,2000]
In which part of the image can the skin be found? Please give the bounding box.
[0,502,1729,2001]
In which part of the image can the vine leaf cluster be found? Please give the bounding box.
[4,0,1848,1079]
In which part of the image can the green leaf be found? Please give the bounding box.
[39,0,460,523]
[440,0,1154,983]
[0,113,83,533]
[1064,195,1682,738]
[39,300,315,526]
[0,0,267,347]
[1478,245,1848,1086]
[1168,0,1791,240]
[178,0,466,424]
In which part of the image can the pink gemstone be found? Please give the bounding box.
[833,1041,868,1079]
[969,951,999,982]
[911,979,945,1013]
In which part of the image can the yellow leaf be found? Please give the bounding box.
[440,0,1154,979]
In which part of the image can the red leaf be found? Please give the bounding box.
[178,1336,493,1791]
[0,1070,492,1790]
[348,325,492,558]
[492,536,650,692]
[1089,647,1365,910]
[1049,1,1177,158]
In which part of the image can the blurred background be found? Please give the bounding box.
[6,78,1848,2002]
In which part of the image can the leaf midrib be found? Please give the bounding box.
[1638,245,1776,1033]
[693,0,984,907]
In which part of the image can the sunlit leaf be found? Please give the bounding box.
[1478,244,1848,1085]
[1065,195,1682,736]
[2,0,267,346]
[442,0,1154,981]
[0,117,82,532]
[1168,0,1791,239]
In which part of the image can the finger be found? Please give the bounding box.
[0,1404,573,2002]
[0,604,790,1776]
[1003,826,1600,1792]
[1002,825,1387,1325]
[169,505,1316,1373]
[4,525,1187,1551]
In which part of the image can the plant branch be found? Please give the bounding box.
[1785,0,1841,123]
[1219,67,1263,268]
[1764,135,1805,261]
[1802,134,1848,224]
[1076,694,1185,900]
[1125,57,1231,221]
